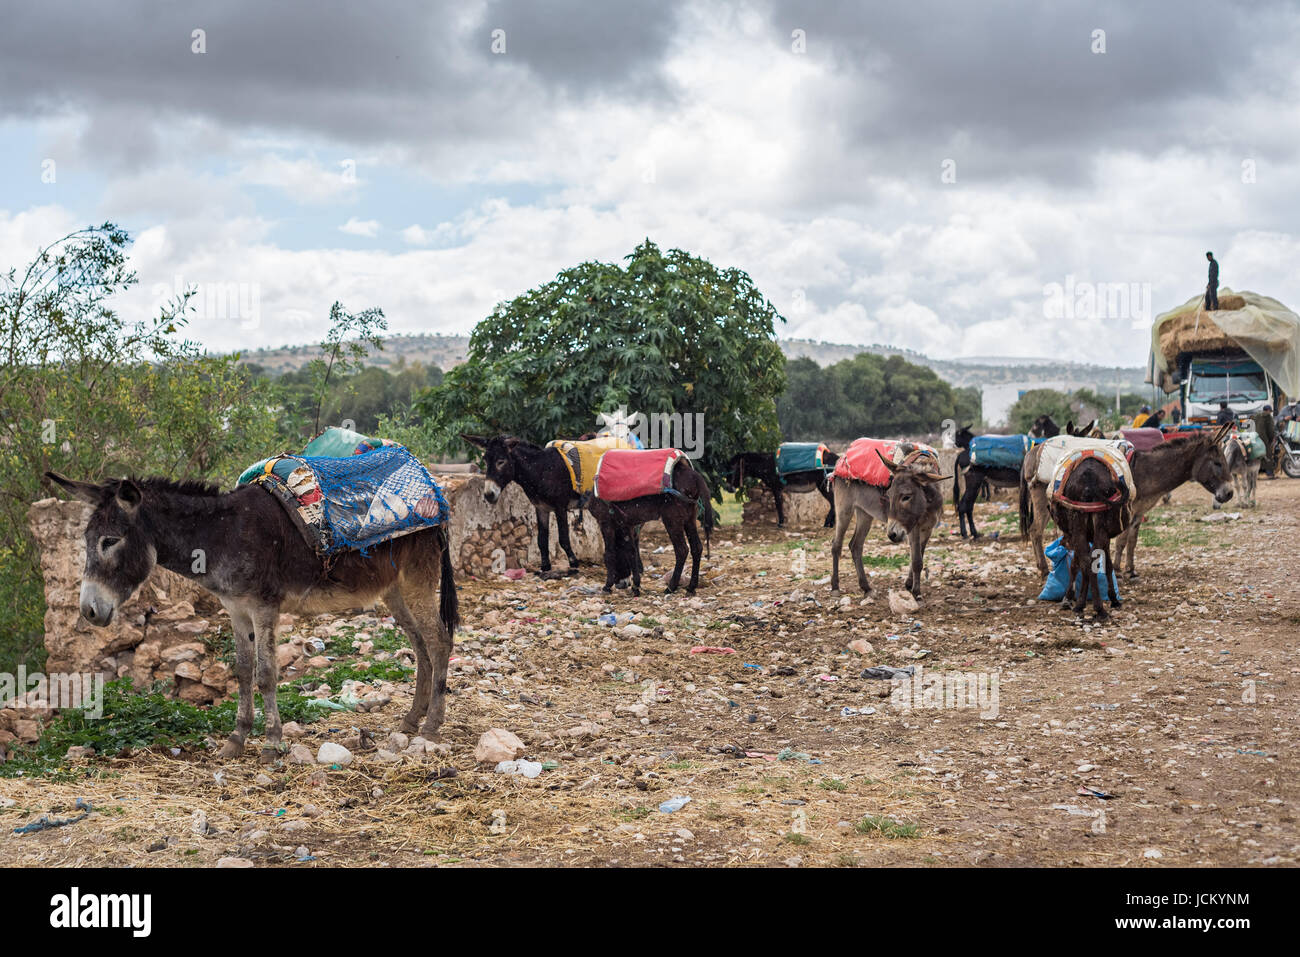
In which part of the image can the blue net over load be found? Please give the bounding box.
[239,442,447,557]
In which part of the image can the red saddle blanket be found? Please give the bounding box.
[832,438,938,487]
[594,448,688,501]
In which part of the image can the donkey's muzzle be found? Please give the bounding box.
[887,523,907,544]
[1214,484,1234,504]
[79,581,117,627]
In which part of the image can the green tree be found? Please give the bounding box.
[415,240,788,486]
[1006,388,1075,433]
[0,224,280,670]
[776,352,980,439]
[307,302,386,436]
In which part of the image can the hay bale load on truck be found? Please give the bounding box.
[1147,288,1300,423]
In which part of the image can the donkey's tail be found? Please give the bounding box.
[697,472,715,558]
[437,526,460,635]
[1018,475,1031,538]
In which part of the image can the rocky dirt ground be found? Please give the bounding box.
[1,479,1296,868]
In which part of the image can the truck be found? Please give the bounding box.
[1147,288,1300,424]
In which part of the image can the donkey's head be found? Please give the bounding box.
[463,434,518,504]
[875,453,947,543]
[953,424,975,449]
[1195,425,1235,503]
[1030,414,1061,438]
[44,472,155,627]
[722,453,748,493]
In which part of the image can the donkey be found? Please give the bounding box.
[588,467,714,596]
[1022,424,1233,577]
[44,472,459,762]
[1046,455,1129,619]
[724,450,838,528]
[462,434,585,576]
[1029,414,1061,438]
[952,422,1056,539]
[1113,424,1234,577]
[830,449,947,598]
[1222,431,1261,508]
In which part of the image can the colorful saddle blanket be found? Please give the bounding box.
[1035,435,1134,489]
[594,448,689,502]
[968,434,1039,469]
[1119,427,1165,451]
[238,432,447,557]
[833,439,939,487]
[776,442,831,478]
[547,435,637,495]
[1048,446,1135,530]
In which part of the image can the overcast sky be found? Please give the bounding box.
[2,0,1297,366]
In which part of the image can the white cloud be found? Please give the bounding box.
[338,217,379,238]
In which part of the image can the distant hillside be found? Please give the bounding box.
[237,333,1148,397]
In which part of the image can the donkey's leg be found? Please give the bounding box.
[818,479,835,528]
[1092,529,1111,620]
[407,577,453,737]
[771,480,786,527]
[959,481,978,539]
[849,511,873,595]
[1120,510,1143,578]
[251,605,285,763]
[387,589,433,734]
[906,524,934,597]
[829,498,851,593]
[534,504,554,573]
[665,518,689,593]
[684,513,703,593]
[1030,484,1051,577]
[219,602,256,759]
[631,525,643,596]
[554,503,581,569]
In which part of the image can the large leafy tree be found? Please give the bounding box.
[416,240,788,485]
[0,224,279,669]
[778,352,983,439]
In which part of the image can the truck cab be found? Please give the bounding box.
[1180,354,1280,422]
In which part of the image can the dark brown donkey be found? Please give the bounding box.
[45,473,459,762]
[723,450,839,528]
[830,449,947,598]
[1046,454,1129,619]
[463,435,584,576]
[588,467,714,597]
[1113,424,1234,577]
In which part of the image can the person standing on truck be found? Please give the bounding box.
[1205,251,1219,311]
[1216,401,1234,425]
[1132,404,1152,427]
[1255,403,1277,478]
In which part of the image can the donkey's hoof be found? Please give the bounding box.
[218,738,245,760]
[829,588,841,597]
[259,747,283,766]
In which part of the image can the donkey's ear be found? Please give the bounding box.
[460,434,487,450]
[875,450,900,473]
[45,471,103,504]
[114,479,143,515]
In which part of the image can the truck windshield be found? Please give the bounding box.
[1187,366,1268,403]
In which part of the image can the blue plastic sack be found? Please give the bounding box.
[968,434,1032,469]
[1037,536,1121,602]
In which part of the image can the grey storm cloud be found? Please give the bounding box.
[767,0,1300,188]
[2,0,1296,192]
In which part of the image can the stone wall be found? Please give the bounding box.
[25,471,606,689]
